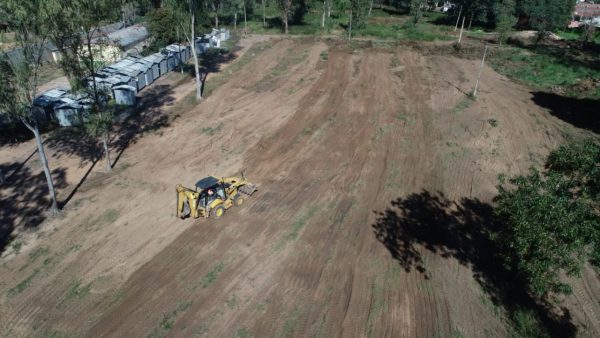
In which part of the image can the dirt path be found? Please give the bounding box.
[1,36,598,337]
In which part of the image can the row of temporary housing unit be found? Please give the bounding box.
[96,44,192,104]
[32,28,229,127]
[33,44,191,126]
[195,28,230,53]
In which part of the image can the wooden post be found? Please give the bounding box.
[473,44,488,97]
[458,16,465,44]
[454,5,463,32]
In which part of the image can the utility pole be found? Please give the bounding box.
[473,44,488,97]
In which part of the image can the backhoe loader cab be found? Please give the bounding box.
[176,175,256,219]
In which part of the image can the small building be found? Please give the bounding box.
[571,2,600,28]
[107,62,145,91]
[53,98,84,127]
[166,44,189,65]
[196,37,211,54]
[163,51,178,71]
[33,88,68,123]
[210,34,221,48]
[142,53,164,78]
[112,85,137,106]
[212,28,229,42]
[127,61,153,87]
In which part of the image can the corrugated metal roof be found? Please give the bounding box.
[112,85,136,91]
[107,25,148,49]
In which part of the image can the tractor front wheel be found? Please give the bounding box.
[211,205,226,218]
[233,194,245,206]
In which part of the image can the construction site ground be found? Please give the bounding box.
[1,35,599,337]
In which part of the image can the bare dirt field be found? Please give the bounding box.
[1,35,599,337]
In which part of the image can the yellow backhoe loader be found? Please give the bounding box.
[176,174,257,219]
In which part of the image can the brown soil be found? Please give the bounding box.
[1,35,598,338]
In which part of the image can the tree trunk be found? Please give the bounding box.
[368,0,374,16]
[468,11,474,31]
[243,0,247,36]
[283,6,289,34]
[190,14,202,101]
[328,1,331,18]
[102,132,112,172]
[215,13,219,29]
[321,1,326,28]
[348,9,352,41]
[28,121,58,213]
[262,0,266,28]
[234,12,237,30]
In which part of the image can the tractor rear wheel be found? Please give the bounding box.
[211,205,226,218]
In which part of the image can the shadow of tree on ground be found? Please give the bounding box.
[0,162,67,254]
[372,191,576,337]
[531,91,599,134]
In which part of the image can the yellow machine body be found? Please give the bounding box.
[176,175,256,219]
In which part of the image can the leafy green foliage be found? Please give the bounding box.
[510,308,549,338]
[489,46,600,99]
[147,7,179,51]
[495,0,517,43]
[350,0,370,29]
[493,139,600,298]
[518,0,575,35]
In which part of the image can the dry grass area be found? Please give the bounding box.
[0,35,598,337]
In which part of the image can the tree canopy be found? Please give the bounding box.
[493,139,600,298]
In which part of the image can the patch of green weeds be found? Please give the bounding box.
[201,122,224,136]
[452,96,475,115]
[488,118,498,127]
[278,308,301,338]
[7,268,40,296]
[390,55,400,68]
[201,262,224,288]
[452,328,467,338]
[276,206,320,251]
[82,209,119,231]
[509,308,549,338]
[372,125,393,141]
[236,327,253,338]
[226,295,238,309]
[147,300,193,338]
[10,240,22,254]
[489,46,600,99]
[320,51,328,61]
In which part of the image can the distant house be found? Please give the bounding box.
[87,24,149,64]
[570,2,600,28]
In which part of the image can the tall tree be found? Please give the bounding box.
[168,0,204,100]
[147,7,179,50]
[45,0,119,172]
[409,0,424,25]
[495,0,517,43]
[518,0,575,37]
[350,0,370,29]
[493,139,600,298]
[277,0,292,33]
[209,0,225,28]
[0,0,59,213]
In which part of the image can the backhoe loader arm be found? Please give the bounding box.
[176,184,201,219]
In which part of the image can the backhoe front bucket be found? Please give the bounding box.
[239,184,257,196]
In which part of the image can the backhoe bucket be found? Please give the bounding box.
[239,184,257,196]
